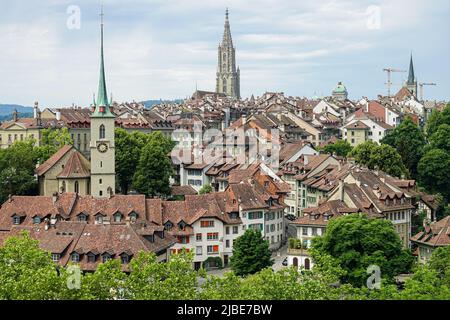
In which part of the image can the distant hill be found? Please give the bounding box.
[0,104,33,116]
[141,99,184,109]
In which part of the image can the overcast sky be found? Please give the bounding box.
[0,0,449,107]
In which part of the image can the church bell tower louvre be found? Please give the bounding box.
[90,6,116,199]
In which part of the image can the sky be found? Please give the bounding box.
[0,0,449,107]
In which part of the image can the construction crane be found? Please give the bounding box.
[383,68,406,97]
[419,82,437,102]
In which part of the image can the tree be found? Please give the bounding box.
[381,117,426,177]
[322,139,353,157]
[417,149,450,201]
[0,231,63,300]
[133,131,175,197]
[199,184,213,195]
[35,127,73,163]
[429,124,450,153]
[125,251,198,300]
[230,229,273,277]
[115,129,148,194]
[349,141,409,178]
[311,214,413,287]
[0,140,38,204]
[425,104,450,137]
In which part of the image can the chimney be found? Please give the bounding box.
[56,111,61,121]
[338,179,344,201]
[52,192,58,205]
[34,102,39,118]
[12,109,18,122]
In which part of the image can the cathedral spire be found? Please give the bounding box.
[407,53,415,85]
[222,8,233,46]
[92,5,115,118]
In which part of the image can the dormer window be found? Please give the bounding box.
[95,215,104,224]
[78,214,87,222]
[71,253,80,263]
[52,253,60,262]
[120,254,130,265]
[164,221,173,231]
[102,254,112,263]
[33,216,41,225]
[178,221,187,231]
[129,212,138,222]
[113,212,123,223]
[87,253,96,263]
[12,216,21,225]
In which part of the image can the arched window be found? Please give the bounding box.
[74,181,79,194]
[99,124,106,139]
[223,78,227,92]
[293,257,298,267]
[304,258,310,270]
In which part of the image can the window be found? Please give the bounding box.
[13,216,21,225]
[113,213,122,222]
[87,254,96,263]
[302,227,308,236]
[52,254,60,262]
[177,236,190,244]
[207,245,219,254]
[95,215,104,224]
[121,254,129,264]
[207,233,219,241]
[33,216,41,225]
[196,246,203,255]
[233,226,239,234]
[226,227,230,235]
[78,214,87,222]
[249,223,263,231]
[130,212,138,222]
[196,233,202,241]
[74,181,79,194]
[201,220,214,228]
[99,179,103,185]
[99,124,106,139]
[102,254,111,263]
[248,212,263,220]
[226,240,230,248]
[312,227,317,236]
[71,253,80,263]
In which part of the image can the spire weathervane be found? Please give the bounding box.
[91,4,115,118]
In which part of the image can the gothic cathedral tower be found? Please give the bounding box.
[216,9,240,99]
[406,54,418,98]
[90,8,116,198]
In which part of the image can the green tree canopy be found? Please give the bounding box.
[0,140,38,204]
[0,231,63,300]
[322,139,353,157]
[115,129,149,194]
[133,131,175,197]
[417,149,450,201]
[425,104,450,137]
[35,127,73,163]
[199,184,213,195]
[349,141,409,178]
[381,117,426,177]
[230,229,273,277]
[311,214,413,287]
[429,124,450,153]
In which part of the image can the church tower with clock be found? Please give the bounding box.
[90,8,116,198]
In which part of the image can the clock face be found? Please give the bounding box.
[97,142,108,153]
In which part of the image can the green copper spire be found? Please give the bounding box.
[92,5,115,118]
[407,53,415,85]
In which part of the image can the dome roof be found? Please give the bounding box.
[333,82,347,93]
